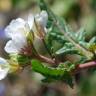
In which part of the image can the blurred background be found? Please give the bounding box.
[0,0,96,96]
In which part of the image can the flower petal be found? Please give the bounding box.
[5,18,26,38]
[0,68,9,80]
[28,14,34,29]
[35,11,48,27]
[4,32,27,54]
[0,57,9,80]
[12,33,27,50]
[0,58,7,65]
[4,40,19,53]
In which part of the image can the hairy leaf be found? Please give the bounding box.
[31,59,75,87]
[75,28,85,41]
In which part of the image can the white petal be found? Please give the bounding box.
[35,11,48,27]
[4,40,19,53]
[0,57,9,80]
[44,27,48,33]
[12,33,27,49]
[4,33,27,54]
[0,57,7,64]
[28,14,34,29]
[5,18,26,38]
[40,11,48,26]
[0,68,9,80]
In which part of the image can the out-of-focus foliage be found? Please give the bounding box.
[11,0,34,10]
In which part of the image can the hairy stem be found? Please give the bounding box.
[36,55,55,65]
[35,54,96,74]
[76,61,96,71]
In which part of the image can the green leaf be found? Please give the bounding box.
[39,0,57,22]
[10,54,31,66]
[32,59,64,78]
[89,36,96,44]
[45,28,67,55]
[31,59,74,88]
[39,0,57,29]
[56,47,78,55]
[55,42,83,55]
[88,37,96,52]
[75,28,85,41]
[17,55,30,65]
[58,62,75,71]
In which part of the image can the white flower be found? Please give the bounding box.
[4,18,32,54]
[0,57,10,80]
[4,11,48,54]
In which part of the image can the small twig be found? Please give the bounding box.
[36,54,55,65]
[76,61,96,71]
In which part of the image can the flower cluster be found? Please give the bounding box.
[0,10,48,80]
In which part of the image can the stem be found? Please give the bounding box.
[76,61,96,71]
[36,54,55,65]
[35,54,96,74]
